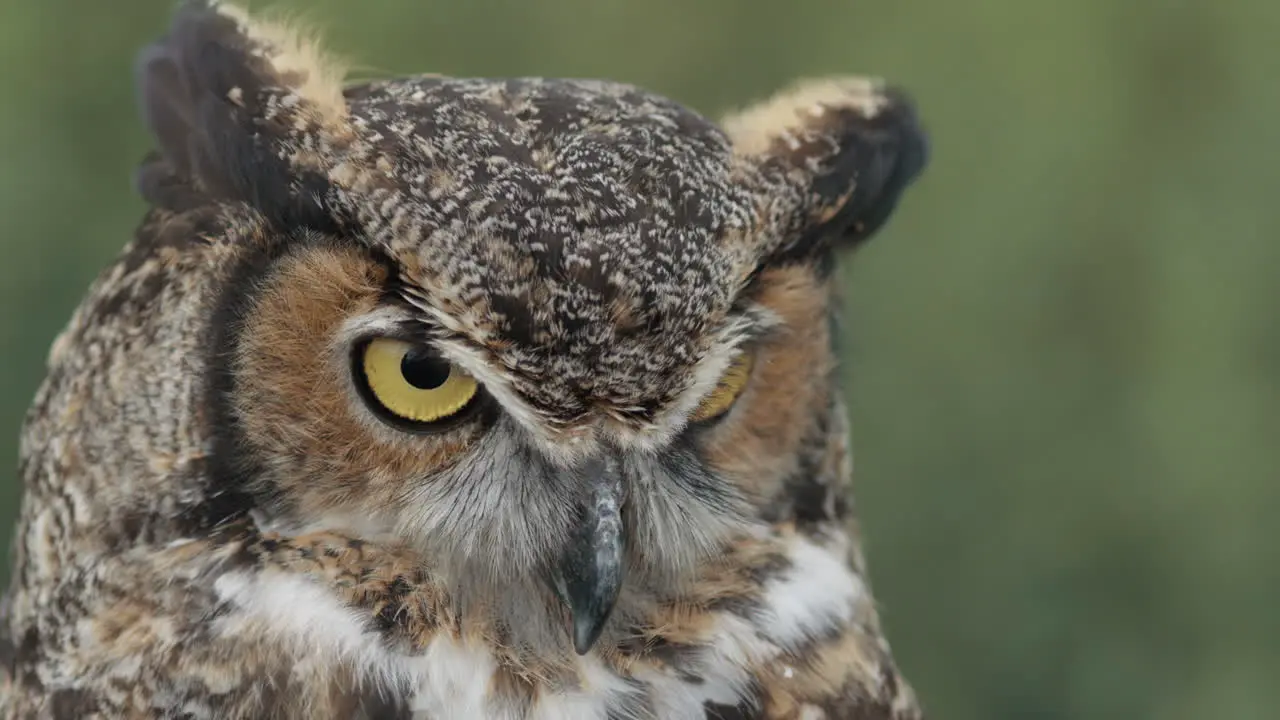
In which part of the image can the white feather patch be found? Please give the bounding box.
[529,653,644,720]
[212,572,642,719]
[633,612,775,720]
[210,533,866,718]
[758,533,865,649]
[630,532,864,718]
[404,636,498,718]
[212,571,408,694]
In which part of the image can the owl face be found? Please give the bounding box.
[137,0,927,653]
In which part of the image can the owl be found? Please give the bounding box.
[0,1,929,718]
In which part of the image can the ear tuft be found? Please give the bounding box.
[134,0,348,218]
[211,1,348,121]
[723,77,929,259]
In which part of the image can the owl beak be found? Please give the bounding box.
[550,455,627,655]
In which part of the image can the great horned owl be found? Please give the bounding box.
[0,1,929,717]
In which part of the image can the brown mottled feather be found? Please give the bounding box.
[2,1,929,717]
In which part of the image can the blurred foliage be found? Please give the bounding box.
[1,1,1277,717]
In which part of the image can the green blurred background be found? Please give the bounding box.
[2,1,1276,717]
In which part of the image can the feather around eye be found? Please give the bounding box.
[357,338,480,427]
[689,352,754,423]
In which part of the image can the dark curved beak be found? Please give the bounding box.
[549,455,626,655]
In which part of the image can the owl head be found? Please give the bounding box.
[135,0,927,653]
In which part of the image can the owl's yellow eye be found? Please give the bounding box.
[356,338,480,427]
[689,351,754,423]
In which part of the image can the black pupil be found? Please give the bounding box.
[400,347,452,390]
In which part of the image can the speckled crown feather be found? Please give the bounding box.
[135,0,927,428]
